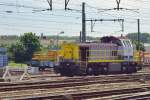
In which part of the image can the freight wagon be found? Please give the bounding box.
[54,36,142,76]
[142,52,150,66]
[30,50,58,70]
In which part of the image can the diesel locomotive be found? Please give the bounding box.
[54,36,142,76]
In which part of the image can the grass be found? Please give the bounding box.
[8,61,27,68]
[0,39,18,46]
[0,38,50,46]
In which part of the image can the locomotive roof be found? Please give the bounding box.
[78,42,117,47]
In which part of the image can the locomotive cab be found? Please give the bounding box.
[101,36,134,61]
[118,39,134,61]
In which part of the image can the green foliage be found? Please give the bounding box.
[132,40,145,51]
[0,44,8,48]
[126,33,147,51]
[9,43,25,63]
[47,35,97,41]
[20,32,41,61]
[8,32,41,63]
[127,33,150,43]
[8,61,27,68]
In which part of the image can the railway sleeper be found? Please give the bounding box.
[22,86,150,100]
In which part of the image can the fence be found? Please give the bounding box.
[1,66,30,82]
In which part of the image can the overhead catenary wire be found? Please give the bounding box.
[0,0,150,35]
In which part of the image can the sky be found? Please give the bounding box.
[0,0,150,37]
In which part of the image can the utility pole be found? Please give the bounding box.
[137,19,140,50]
[116,0,121,10]
[80,31,82,42]
[64,1,125,42]
[47,0,52,10]
[82,2,86,42]
[90,20,95,32]
[65,0,70,10]
[121,19,124,32]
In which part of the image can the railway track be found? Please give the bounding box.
[0,73,150,99]
[0,79,142,92]
[1,73,150,86]
[0,73,150,92]
[87,91,150,100]
[6,84,150,100]
[43,87,150,100]
[112,92,150,100]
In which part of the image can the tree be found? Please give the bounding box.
[8,32,41,63]
[9,43,26,63]
[126,33,146,51]
[20,32,41,61]
[132,40,145,51]
[127,33,150,43]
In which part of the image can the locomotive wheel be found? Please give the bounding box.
[60,70,73,77]
[103,66,108,74]
[121,66,127,73]
[39,67,41,71]
[93,67,101,76]
[42,68,45,71]
[130,66,137,73]
[87,66,93,75]
[68,67,74,77]
[67,73,74,77]
[73,66,80,76]
[127,66,136,74]
[60,72,66,76]
[98,67,102,75]
[39,67,45,71]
